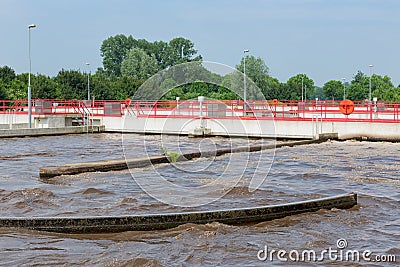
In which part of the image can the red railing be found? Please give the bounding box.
[130,99,400,123]
[0,99,125,117]
[1,99,399,123]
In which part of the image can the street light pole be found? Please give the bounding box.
[342,78,346,100]
[304,85,307,101]
[369,64,373,101]
[86,63,90,100]
[301,75,304,101]
[243,49,249,113]
[28,24,37,128]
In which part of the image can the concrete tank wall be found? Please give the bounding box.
[2,112,400,140]
[103,115,400,140]
[105,116,320,139]
[0,113,28,125]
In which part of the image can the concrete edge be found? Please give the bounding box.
[339,134,400,142]
[0,126,105,138]
[39,138,331,179]
[0,193,357,233]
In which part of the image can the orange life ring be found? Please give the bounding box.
[272,99,278,105]
[339,100,354,115]
[125,98,132,106]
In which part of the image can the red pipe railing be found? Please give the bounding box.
[1,99,400,123]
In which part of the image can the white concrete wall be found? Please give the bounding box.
[2,112,400,140]
[35,115,66,128]
[0,113,28,125]
[329,121,400,139]
[105,115,317,138]
[104,115,400,139]
[0,123,28,130]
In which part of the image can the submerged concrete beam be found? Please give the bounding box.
[0,126,105,138]
[40,138,333,179]
[40,155,171,178]
[0,193,357,234]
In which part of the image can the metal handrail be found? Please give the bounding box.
[1,99,399,123]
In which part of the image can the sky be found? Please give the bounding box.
[1,0,399,86]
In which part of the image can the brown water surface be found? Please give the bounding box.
[0,134,398,266]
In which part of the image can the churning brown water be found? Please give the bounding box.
[0,133,398,266]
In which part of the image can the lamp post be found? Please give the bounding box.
[301,75,304,101]
[176,96,180,115]
[86,63,90,100]
[28,24,36,128]
[198,96,204,128]
[304,85,307,101]
[342,78,346,100]
[243,49,249,114]
[369,64,373,101]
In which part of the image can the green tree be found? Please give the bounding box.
[345,71,394,100]
[16,73,28,85]
[369,75,397,102]
[0,65,16,83]
[209,85,237,100]
[373,87,400,102]
[265,77,286,100]
[235,55,269,100]
[100,35,202,77]
[151,41,169,69]
[285,74,314,100]
[111,76,143,99]
[100,34,135,76]
[0,80,7,99]
[89,74,113,100]
[121,47,158,80]
[164,37,202,67]
[32,74,58,99]
[5,79,28,100]
[372,74,394,92]
[346,71,368,100]
[91,69,143,100]
[184,81,210,99]
[55,69,87,99]
[133,39,168,70]
[236,56,269,84]
[322,80,344,100]
[352,70,366,85]
[346,83,365,100]
[313,86,326,100]
[222,72,244,98]
[160,78,182,100]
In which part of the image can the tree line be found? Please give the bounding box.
[1,34,399,102]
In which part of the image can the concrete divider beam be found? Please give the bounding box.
[40,139,330,179]
[0,193,357,233]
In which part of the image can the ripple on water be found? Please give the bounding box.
[0,136,399,265]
